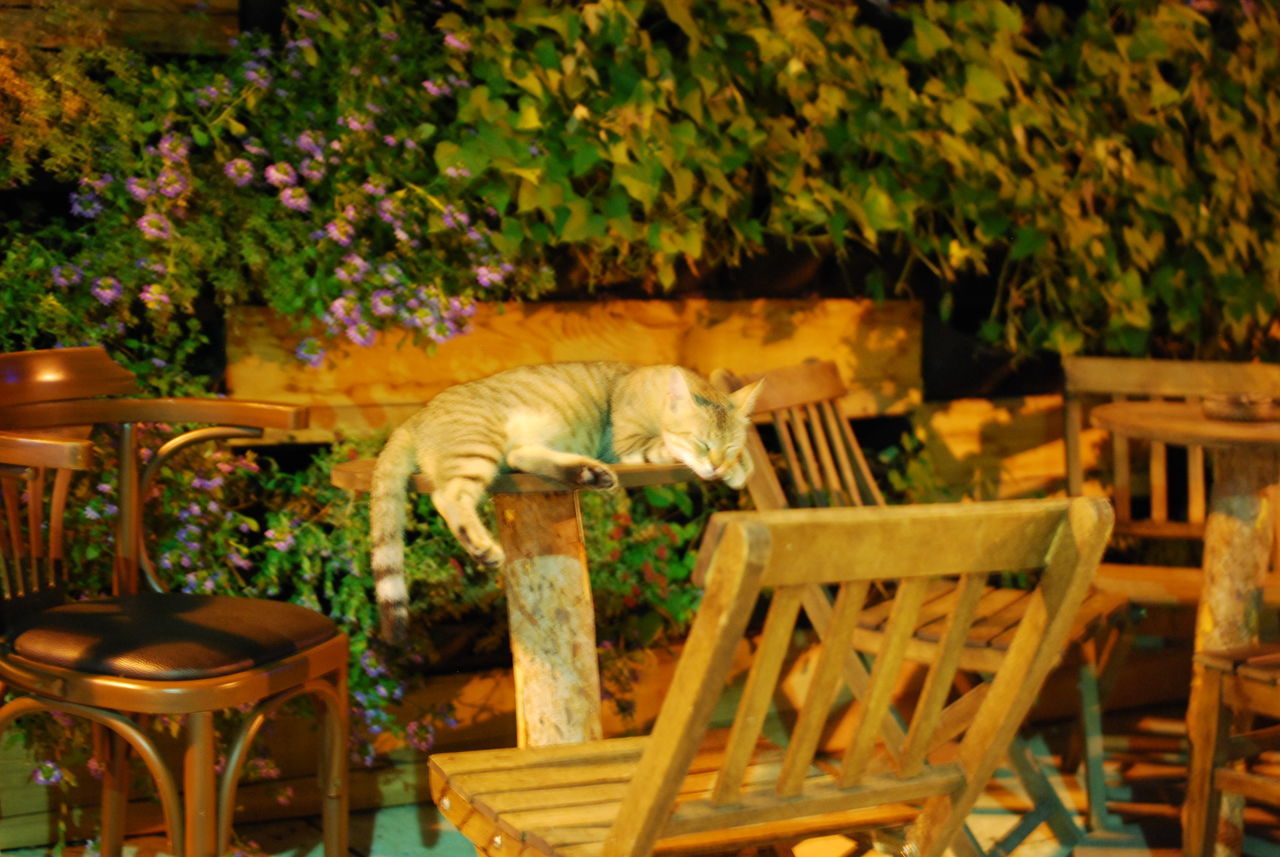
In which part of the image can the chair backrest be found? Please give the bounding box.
[0,434,94,629]
[712,360,883,511]
[1063,356,1280,543]
[0,346,306,597]
[602,497,1113,857]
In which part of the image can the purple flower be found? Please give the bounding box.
[299,158,325,181]
[279,187,310,211]
[441,206,470,229]
[224,158,254,186]
[340,114,375,132]
[376,197,402,224]
[70,190,102,217]
[242,137,269,156]
[370,290,396,316]
[444,32,470,51]
[265,162,297,188]
[137,213,172,240]
[295,5,320,20]
[156,168,189,198]
[324,219,355,246]
[158,134,190,162]
[383,135,398,146]
[80,173,113,191]
[327,294,360,325]
[444,165,471,179]
[140,283,171,310]
[32,762,63,787]
[295,130,325,157]
[474,265,504,287]
[245,68,272,88]
[345,321,376,347]
[295,337,325,367]
[92,276,123,305]
[335,253,370,283]
[126,177,153,201]
[422,79,452,96]
[361,179,387,196]
[51,264,83,287]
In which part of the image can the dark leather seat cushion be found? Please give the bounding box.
[5,593,338,680]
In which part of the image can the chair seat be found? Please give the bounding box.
[429,732,938,857]
[3,592,337,680]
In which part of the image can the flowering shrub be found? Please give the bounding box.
[4,0,1280,370]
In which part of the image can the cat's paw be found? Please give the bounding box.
[457,524,506,567]
[574,461,617,489]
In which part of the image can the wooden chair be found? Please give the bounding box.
[1063,355,1280,605]
[0,346,349,857]
[1183,643,1280,856]
[429,498,1113,857]
[712,360,1132,841]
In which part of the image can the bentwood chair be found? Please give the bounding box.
[430,498,1113,857]
[711,360,1133,844]
[0,346,349,857]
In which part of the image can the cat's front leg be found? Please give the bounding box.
[507,444,618,489]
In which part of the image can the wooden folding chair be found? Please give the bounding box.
[712,360,1133,842]
[430,498,1113,857]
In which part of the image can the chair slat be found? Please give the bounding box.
[1149,439,1168,523]
[834,409,885,507]
[786,407,827,501]
[2,477,24,596]
[901,574,988,776]
[800,586,907,754]
[777,580,870,797]
[1111,394,1132,523]
[26,467,45,593]
[805,403,846,505]
[840,577,930,785]
[712,584,804,806]
[818,401,864,506]
[1065,395,1085,498]
[771,413,810,504]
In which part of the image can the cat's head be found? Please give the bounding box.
[661,368,764,488]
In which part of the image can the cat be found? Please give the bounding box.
[369,361,763,643]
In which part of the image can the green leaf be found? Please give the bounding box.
[1009,225,1047,260]
[911,15,952,59]
[964,65,1008,105]
[862,186,898,232]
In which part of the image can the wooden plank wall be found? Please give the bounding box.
[225,299,924,444]
[0,0,237,53]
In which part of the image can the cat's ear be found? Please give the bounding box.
[729,378,764,416]
[668,366,694,412]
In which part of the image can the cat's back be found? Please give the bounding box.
[423,361,634,423]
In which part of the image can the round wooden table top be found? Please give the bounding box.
[330,457,695,494]
[1091,400,1280,448]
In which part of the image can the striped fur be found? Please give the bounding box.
[369,362,763,643]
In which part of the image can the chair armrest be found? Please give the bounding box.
[0,397,308,432]
[0,430,94,470]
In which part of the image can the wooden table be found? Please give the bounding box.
[1092,399,1280,856]
[332,459,694,747]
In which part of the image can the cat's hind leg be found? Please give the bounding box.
[432,476,505,566]
[506,444,617,489]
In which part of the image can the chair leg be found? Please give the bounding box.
[322,667,350,856]
[98,725,130,857]
[1184,663,1227,857]
[184,710,218,857]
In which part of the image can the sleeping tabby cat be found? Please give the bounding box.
[370,361,763,643]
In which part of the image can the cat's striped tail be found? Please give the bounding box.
[369,425,424,644]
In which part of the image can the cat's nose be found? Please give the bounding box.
[708,449,724,468]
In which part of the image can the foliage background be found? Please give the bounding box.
[1,0,1278,806]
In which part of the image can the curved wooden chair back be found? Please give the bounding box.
[430,498,1114,857]
[0,346,349,857]
[712,360,883,511]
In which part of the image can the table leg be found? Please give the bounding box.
[493,490,603,747]
[1189,447,1280,857]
